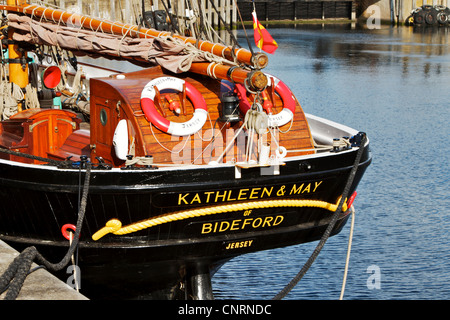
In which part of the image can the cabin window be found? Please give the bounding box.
[100,108,108,126]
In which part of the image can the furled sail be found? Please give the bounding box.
[7,14,233,74]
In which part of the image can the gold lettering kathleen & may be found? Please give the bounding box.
[177,181,323,206]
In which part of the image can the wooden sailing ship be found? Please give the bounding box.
[0,1,371,299]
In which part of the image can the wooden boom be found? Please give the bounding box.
[1,2,269,91]
[1,2,268,69]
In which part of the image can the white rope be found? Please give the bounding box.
[334,137,352,150]
[276,114,294,134]
[340,205,355,300]
[0,73,24,119]
[195,113,214,142]
[68,232,80,292]
[56,62,68,91]
[164,36,235,73]
[62,66,86,106]
[191,117,235,164]
[215,115,248,163]
[24,83,40,109]
[286,146,332,153]
[149,122,191,154]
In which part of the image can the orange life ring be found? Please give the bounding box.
[235,75,296,127]
[140,77,208,136]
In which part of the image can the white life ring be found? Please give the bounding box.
[140,77,208,136]
[235,75,295,127]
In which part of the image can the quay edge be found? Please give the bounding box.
[0,240,88,300]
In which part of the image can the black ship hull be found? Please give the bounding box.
[0,127,371,299]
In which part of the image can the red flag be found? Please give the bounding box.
[252,10,278,54]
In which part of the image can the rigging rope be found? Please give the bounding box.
[206,0,240,48]
[0,63,24,119]
[272,133,367,300]
[232,0,255,57]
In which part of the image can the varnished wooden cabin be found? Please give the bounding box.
[1,65,315,168]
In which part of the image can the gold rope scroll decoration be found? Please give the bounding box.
[92,197,349,241]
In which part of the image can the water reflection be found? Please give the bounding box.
[79,23,449,80]
[251,24,449,78]
[214,25,450,300]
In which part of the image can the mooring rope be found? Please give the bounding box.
[339,205,355,300]
[272,133,367,300]
[0,161,91,300]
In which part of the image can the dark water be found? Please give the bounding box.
[212,24,450,300]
